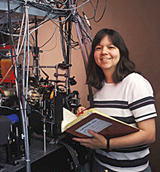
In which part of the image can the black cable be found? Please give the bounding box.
[0,2,24,47]
[28,1,68,17]
[39,18,79,50]
[78,0,95,21]
[39,26,57,48]
[0,4,22,21]
[0,3,23,35]
[74,15,92,42]
[59,17,67,62]
[94,0,107,23]
[58,140,81,172]
[0,51,26,58]
[78,0,107,23]
[7,0,14,62]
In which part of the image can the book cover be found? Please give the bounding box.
[62,108,139,138]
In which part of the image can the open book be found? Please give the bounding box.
[62,108,139,138]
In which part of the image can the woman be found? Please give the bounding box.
[73,28,157,172]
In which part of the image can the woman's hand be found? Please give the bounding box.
[77,106,86,114]
[76,106,91,116]
[73,129,107,149]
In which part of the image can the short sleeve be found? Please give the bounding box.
[127,75,157,122]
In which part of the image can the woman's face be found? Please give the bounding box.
[94,35,120,75]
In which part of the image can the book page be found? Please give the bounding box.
[61,108,77,132]
[75,118,112,137]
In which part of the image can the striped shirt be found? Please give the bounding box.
[93,73,157,172]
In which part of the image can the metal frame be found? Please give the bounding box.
[0,1,94,172]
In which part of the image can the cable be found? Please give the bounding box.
[28,0,90,12]
[39,24,57,47]
[94,0,107,23]
[41,32,58,51]
[49,18,80,49]
[0,0,94,51]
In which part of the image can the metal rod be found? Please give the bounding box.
[43,117,47,152]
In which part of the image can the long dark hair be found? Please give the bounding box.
[86,28,138,89]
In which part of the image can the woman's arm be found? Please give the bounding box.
[110,118,156,150]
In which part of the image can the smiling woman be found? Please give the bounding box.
[94,35,120,83]
[86,28,137,89]
[74,28,157,172]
